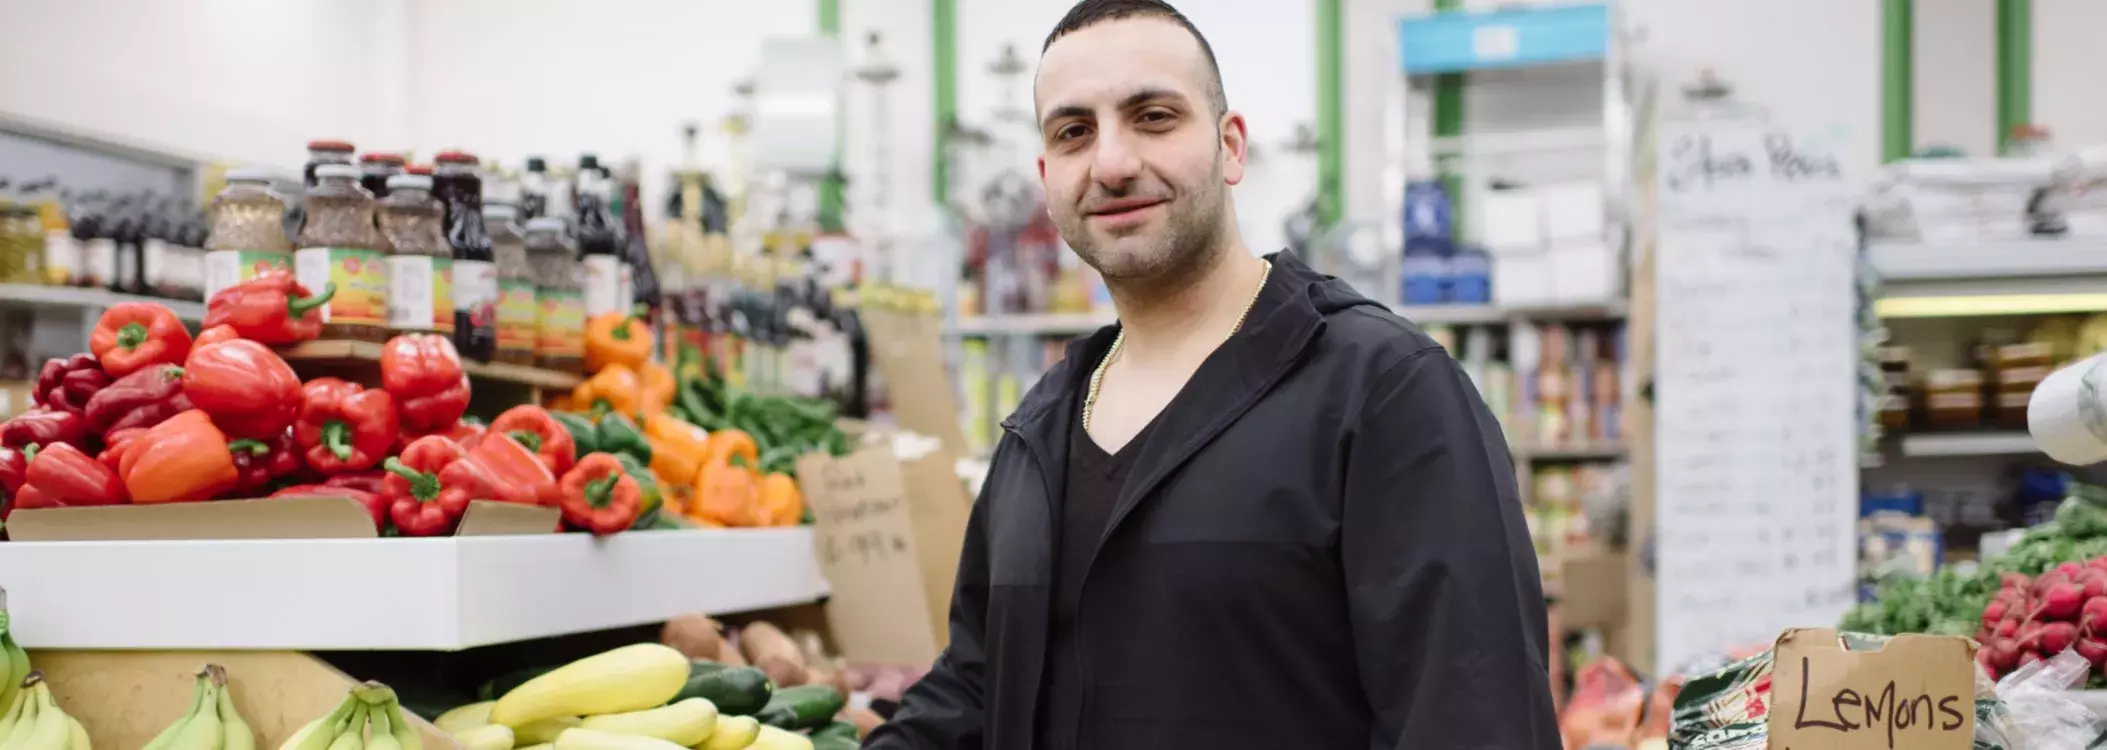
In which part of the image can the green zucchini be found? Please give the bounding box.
[673,664,773,716]
[755,685,846,731]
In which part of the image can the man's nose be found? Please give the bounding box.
[1091,126,1143,189]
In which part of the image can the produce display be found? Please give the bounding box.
[550,310,851,531]
[0,673,90,750]
[440,642,859,750]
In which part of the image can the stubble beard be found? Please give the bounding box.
[1059,161,1228,295]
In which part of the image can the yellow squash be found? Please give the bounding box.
[489,644,688,728]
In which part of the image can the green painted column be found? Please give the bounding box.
[1316,0,1344,227]
[933,0,958,206]
[818,0,845,232]
[1881,0,1913,163]
[1431,0,1464,240]
[1996,0,2032,154]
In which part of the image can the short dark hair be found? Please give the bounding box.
[1041,0,1227,117]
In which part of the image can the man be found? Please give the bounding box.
[865,1,1558,748]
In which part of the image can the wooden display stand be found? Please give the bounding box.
[32,650,460,750]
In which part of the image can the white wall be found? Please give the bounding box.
[1,0,412,171]
[1913,0,1996,157]
[955,0,1319,255]
[2035,0,2107,150]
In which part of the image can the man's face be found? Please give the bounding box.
[1036,18,1245,283]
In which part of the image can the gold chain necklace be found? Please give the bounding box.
[1083,259,1272,433]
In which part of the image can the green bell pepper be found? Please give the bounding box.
[615,452,664,528]
[595,413,653,463]
[552,411,599,458]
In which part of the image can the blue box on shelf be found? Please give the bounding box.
[1397,2,1610,75]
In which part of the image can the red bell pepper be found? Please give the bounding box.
[15,443,127,510]
[120,410,240,504]
[229,430,304,496]
[89,303,193,377]
[379,334,470,434]
[33,354,110,416]
[202,271,335,345]
[98,427,146,475]
[437,433,556,507]
[194,324,242,349]
[183,339,302,440]
[294,378,398,474]
[489,406,575,476]
[271,484,388,534]
[1,408,91,450]
[557,453,642,535]
[382,435,471,536]
[323,470,387,495]
[84,364,190,436]
[0,446,27,498]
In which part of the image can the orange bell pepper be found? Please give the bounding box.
[642,413,710,487]
[637,361,676,416]
[571,364,640,418]
[689,454,758,527]
[754,472,804,527]
[585,308,654,373]
[120,410,240,503]
[704,428,759,468]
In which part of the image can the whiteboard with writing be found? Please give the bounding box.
[1654,121,1860,676]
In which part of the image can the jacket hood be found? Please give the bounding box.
[1004,249,1378,431]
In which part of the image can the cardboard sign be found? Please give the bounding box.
[861,307,971,459]
[1767,628,1975,750]
[798,442,971,665]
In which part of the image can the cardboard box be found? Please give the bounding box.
[0,380,33,421]
[1766,628,1975,750]
[6,496,560,541]
[797,436,972,665]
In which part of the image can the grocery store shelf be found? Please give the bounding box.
[1896,431,2040,458]
[1871,239,2107,318]
[280,339,583,390]
[1395,300,1628,325]
[0,528,830,650]
[0,284,205,322]
[1519,442,1628,461]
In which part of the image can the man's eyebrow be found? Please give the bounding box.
[1040,88,1190,130]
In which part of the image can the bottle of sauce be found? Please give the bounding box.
[205,169,294,300]
[380,170,452,337]
[304,141,357,188]
[295,164,391,341]
[37,184,74,287]
[359,153,405,199]
[575,168,626,318]
[110,194,145,295]
[520,157,550,220]
[434,152,496,362]
[486,204,538,366]
[78,193,115,290]
[142,197,176,298]
[524,217,585,374]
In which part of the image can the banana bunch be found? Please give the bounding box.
[0,673,89,750]
[0,587,34,715]
[141,666,253,750]
[275,682,421,750]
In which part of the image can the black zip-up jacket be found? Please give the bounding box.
[866,251,1559,750]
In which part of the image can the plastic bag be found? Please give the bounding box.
[1974,648,2101,750]
[1562,658,1645,749]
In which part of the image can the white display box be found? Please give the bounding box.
[1538,181,1605,240]
[1478,190,1546,250]
[1493,250,1556,306]
[0,528,830,651]
[1551,241,1618,303]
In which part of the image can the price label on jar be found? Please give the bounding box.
[537,288,586,358]
[203,250,293,301]
[387,255,454,334]
[497,279,538,357]
[583,255,624,317]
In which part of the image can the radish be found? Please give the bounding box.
[2084,575,2107,601]
[2086,599,2107,633]
[2078,637,2107,668]
[2043,582,2085,620]
[1983,600,2010,628]
[2060,561,2086,578]
[2020,650,2046,669]
[2089,556,2107,572]
[2042,621,2079,653]
[2004,572,2033,590]
[1978,648,2001,679]
[1999,619,2021,637]
[1991,638,2022,670]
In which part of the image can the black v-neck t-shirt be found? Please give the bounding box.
[1038,399,1158,750]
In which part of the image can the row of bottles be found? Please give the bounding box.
[0,177,213,299]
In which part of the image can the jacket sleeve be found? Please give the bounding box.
[863,474,992,750]
[1341,347,1560,750]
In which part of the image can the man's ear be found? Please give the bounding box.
[1219,110,1248,186]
